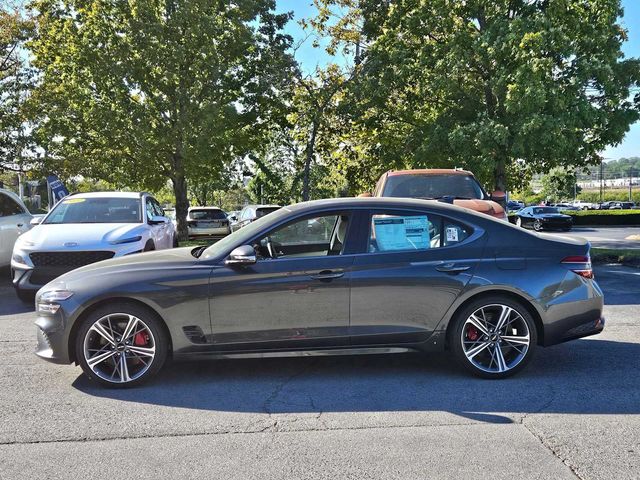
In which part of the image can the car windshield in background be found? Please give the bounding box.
[533,207,559,215]
[382,174,485,199]
[256,207,280,218]
[44,197,142,224]
[190,209,226,220]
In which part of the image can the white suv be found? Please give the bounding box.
[11,191,176,300]
[0,189,33,268]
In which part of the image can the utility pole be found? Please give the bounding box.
[630,168,634,203]
[600,159,604,204]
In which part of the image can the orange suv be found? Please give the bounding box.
[364,169,507,221]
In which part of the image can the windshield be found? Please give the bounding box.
[44,197,142,224]
[533,207,559,215]
[189,209,226,220]
[382,174,486,200]
[201,207,291,260]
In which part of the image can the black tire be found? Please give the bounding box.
[172,235,179,248]
[449,296,537,379]
[15,288,34,303]
[143,240,155,251]
[75,302,169,388]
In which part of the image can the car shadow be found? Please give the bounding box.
[73,338,640,423]
[594,265,640,305]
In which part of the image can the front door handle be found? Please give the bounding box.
[309,270,345,281]
[17,223,24,228]
[436,263,471,274]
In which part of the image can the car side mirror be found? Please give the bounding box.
[149,215,167,225]
[490,190,506,202]
[357,192,372,198]
[30,217,43,226]
[225,245,256,266]
[229,215,237,222]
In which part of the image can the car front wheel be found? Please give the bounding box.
[533,220,543,231]
[75,303,168,388]
[515,217,522,228]
[450,297,537,379]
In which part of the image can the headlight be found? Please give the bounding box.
[110,235,142,245]
[38,290,74,314]
[12,253,26,264]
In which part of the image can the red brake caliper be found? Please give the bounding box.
[134,331,148,346]
[466,325,479,341]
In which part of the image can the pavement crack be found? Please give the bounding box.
[262,359,317,416]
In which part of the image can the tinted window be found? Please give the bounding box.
[0,193,24,217]
[382,174,485,200]
[256,207,280,218]
[44,197,142,224]
[151,198,164,217]
[190,209,226,220]
[533,207,559,214]
[270,215,338,246]
[368,211,471,252]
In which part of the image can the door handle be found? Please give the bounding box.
[17,223,24,228]
[309,270,345,281]
[436,263,471,274]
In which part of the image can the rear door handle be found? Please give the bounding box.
[436,263,471,274]
[309,270,345,281]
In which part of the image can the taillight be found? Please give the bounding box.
[561,255,594,279]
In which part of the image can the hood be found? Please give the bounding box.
[539,213,572,219]
[49,247,200,289]
[18,223,146,250]
[453,199,505,217]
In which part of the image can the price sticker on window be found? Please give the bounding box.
[446,226,459,243]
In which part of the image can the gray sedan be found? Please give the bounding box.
[34,197,604,387]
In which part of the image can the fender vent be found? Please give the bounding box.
[182,326,207,344]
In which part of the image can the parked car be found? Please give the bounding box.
[551,203,580,211]
[34,197,603,387]
[11,191,176,301]
[367,169,508,221]
[571,200,593,210]
[611,202,635,210]
[187,207,231,239]
[596,201,618,210]
[514,206,573,231]
[231,204,281,231]
[0,189,34,268]
[506,200,524,212]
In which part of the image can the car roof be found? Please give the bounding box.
[386,168,474,177]
[243,204,282,209]
[189,206,223,211]
[69,191,143,199]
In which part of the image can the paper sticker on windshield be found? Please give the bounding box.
[446,227,459,243]
[62,198,85,204]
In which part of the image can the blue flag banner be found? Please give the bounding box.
[46,175,70,204]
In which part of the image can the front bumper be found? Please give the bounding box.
[35,310,72,364]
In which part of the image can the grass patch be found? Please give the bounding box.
[591,248,640,267]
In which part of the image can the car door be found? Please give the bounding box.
[151,197,171,248]
[208,211,356,350]
[0,192,31,266]
[144,196,163,248]
[349,208,487,345]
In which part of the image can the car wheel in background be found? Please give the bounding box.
[143,240,155,251]
[449,296,537,379]
[75,302,169,388]
[515,217,522,228]
[533,220,543,231]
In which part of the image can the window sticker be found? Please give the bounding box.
[446,226,459,243]
[373,215,430,251]
[62,198,85,204]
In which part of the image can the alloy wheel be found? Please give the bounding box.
[83,313,156,384]
[533,220,542,231]
[460,304,530,374]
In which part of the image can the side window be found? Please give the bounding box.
[369,211,441,252]
[0,193,24,217]
[256,213,349,259]
[145,197,155,221]
[151,198,164,217]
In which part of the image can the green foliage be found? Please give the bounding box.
[578,189,640,203]
[28,0,296,238]
[591,248,640,267]
[0,6,35,170]
[565,210,640,226]
[541,168,581,202]
[321,0,640,192]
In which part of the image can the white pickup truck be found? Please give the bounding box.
[571,200,594,210]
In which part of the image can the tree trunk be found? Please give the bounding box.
[302,120,318,202]
[493,156,507,193]
[172,172,189,242]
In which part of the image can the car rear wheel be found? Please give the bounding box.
[450,297,537,379]
[75,303,168,388]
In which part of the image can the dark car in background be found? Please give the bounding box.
[514,206,573,231]
[34,197,603,387]
[231,204,281,231]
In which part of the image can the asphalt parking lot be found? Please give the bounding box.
[0,266,638,479]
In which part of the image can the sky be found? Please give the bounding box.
[276,0,640,162]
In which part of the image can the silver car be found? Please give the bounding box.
[187,207,231,239]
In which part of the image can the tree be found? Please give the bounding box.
[319,0,640,193]
[541,168,581,202]
[29,0,295,239]
[0,5,34,171]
